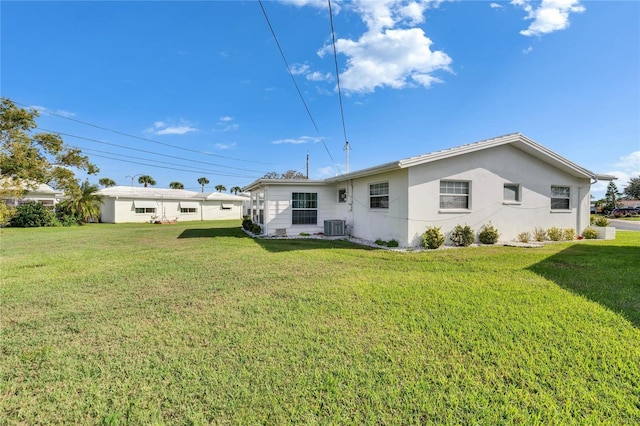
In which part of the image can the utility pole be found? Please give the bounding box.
[306,152,309,179]
[344,141,351,173]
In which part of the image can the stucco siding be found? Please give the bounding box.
[263,184,337,236]
[346,169,409,244]
[99,198,243,223]
[407,144,591,246]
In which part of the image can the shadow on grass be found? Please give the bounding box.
[254,237,376,253]
[528,243,640,327]
[177,227,250,239]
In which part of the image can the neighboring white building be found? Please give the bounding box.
[97,186,247,223]
[244,133,615,246]
[2,182,63,209]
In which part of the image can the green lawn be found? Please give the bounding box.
[1,221,639,424]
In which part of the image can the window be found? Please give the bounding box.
[369,182,389,209]
[504,184,521,203]
[180,207,197,214]
[338,188,347,203]
[292,192,317,225]
[551,186,570,210]
[440,181,470,209]
[135,207,156,214]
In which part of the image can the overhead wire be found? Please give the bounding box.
[327,0,349,147]
[257,0,342,174]
[37,127,268,174]
[13,100,274,165]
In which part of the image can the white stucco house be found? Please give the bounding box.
[244,133,615,247]
[1,181,63,209]
[97,186,247,223]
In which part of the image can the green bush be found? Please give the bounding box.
[478,222,500,244]
[582,227,599,239]
[9,202,56,228]
[422,226,445,249]
[547,227,563,241]
[563,228,577,241]
[386,239,399,248]
[375,239,386,246]
[450,224,474,247]
[242,218,253,230]
[55,209,80,227]
[532,227,546,242]
[299,232,310,236]
[517,231,530,243]
[251,224,261,235]
[592,216,610,227]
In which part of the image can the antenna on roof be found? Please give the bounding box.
[344,141,351,173]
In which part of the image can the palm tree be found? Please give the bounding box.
[58,180,104,224]
[169,181,184,189]
[138,175,156,187]
[197,177,209,192]
[215,184,227,193]
[230,186,242,195]
[98,177,116,187]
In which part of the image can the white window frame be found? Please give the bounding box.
[369,182,389,209]
[291,192,318,225]
[551,185,571,210]
[135,207,156,214]
[180,207,197,214]
[503,183,521,204]
[440,180,471,210]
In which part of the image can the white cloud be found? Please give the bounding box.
[316,0,452,94]
[215,142,237,150]
[321,27,451,94]
[145,120,197,135]
[591,151,640,198]
[512,0,585,37]
[490,2,503,8]
[272,136,322,145]
[316,166,338,178]
[306,71,332,82]
[30,105,76,118]
[290,63,310,75]
[523,45,533,54]
[213,116,239,132]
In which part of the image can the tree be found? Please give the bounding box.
[138,175,156,187]
[57,180,104,224]
[215,184,227,193]
[623,176,640,199]
[604,181,622,212]
[197,177,209,192]
[169,181,184,189]
[261,170,306,179]
[230,186,242,194]
[281,169,307,179]
[99,177,116,187]
[1,97,98,197]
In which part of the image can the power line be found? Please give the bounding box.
[14,100,274,165]
[328,0,349,146]
[38,127,268,174]
[258,0,342,175]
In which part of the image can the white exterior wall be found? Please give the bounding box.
[406,144,591,246]
[344,169,409,245]
[262,184,337,236]
[100,198,243,223]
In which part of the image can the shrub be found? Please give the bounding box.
[242,218,253,230]
[547,227,563,241]
[592,216,610,227]
[517,231,530,243]
[450,224,474,247]
[299,232,310,236]
[532,227,546,242]
[582,227,599,239]
[563,228,577,241]
[375,239,386,246]
[9,202,56,228]
[478,222,500,244]
[251,224,261,235]
[422,226,445,249]
[386,239,399,248]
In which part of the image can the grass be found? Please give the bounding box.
[1,221,639,424]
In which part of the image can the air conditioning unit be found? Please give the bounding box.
[324,219,345,236]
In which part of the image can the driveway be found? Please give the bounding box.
[608,219,640,232]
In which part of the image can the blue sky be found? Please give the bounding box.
[2,0,638,197]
